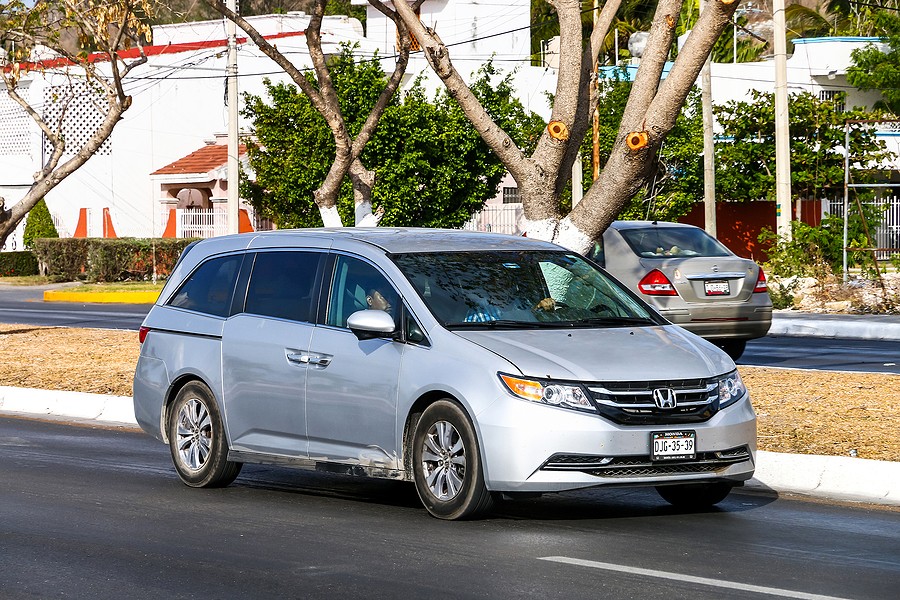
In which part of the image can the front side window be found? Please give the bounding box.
[618,227,732,258]
[392,250,659,329]
[244,251,322,322]
[168,254,243,317]
[326,255,400,328]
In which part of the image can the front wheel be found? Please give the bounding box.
[412,400,494,520]
[655,482,734,509]
[167,381,242,488]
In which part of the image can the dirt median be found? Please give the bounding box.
[1,324,896,462]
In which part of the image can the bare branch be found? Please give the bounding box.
[391,0,531,183]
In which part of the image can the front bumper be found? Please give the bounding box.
[476,392,756,493]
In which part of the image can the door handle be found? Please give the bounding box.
[285,352,331,367]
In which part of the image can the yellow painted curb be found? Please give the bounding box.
[43,289,160,304]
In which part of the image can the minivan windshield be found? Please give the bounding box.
[391,250,660,329]
[619,226,732,258]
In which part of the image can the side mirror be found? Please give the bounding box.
[347,309,397,340]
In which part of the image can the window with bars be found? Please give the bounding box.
[42,82,111,158]
[502,187,521,204]
[819,90,845,113]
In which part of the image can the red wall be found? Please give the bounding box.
[679,200,822,261]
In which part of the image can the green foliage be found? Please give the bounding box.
[848,11,900,115]
[715,90,894,203]
[760,203,887,279]
[586,70,703,221]
[31,238,195,282]
[0,251,39,277]
[22,199,59,249]
[241,47,544,228]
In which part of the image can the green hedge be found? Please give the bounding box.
[32,238,197,282]
[0,251,39,277]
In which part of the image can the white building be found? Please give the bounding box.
[0,1,894,246]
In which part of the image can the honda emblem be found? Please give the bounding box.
[652,388,677,409]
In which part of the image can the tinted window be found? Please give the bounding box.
[168,254,242,317]
[244,251,322,322]
[392,250,657,329]
[618,226,731,258]
[326,256,399,328]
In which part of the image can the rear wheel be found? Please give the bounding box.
[412,400,494,520]
[716,339,747,361]
[167,381,241,488]
[655,482,733,509]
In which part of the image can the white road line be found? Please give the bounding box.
[538,556,855,600]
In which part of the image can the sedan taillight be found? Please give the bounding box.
[754,268,768,293]
[638,270,678,296]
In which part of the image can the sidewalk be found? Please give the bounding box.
[1,384,897,507]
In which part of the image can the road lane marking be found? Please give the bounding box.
[538,556,855,600]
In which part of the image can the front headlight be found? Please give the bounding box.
[498,373,595,412]
[716,369,747,409]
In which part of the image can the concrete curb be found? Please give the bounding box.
[769,312,900,340]
[1,386,897,507]
[0,386,136,425]
[43,289,160,304]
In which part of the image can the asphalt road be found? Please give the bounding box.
[1,417,897,600]
[0,286,150,330]
[741,335,900,374]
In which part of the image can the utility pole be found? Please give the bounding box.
[700,0,716,238]
[773,0,792,240]
[226,0,240,235]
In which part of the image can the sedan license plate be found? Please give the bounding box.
[651,431,696,461]
[704,280,729,296]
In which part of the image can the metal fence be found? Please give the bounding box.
[161,207,229,239]
[826,196,900,259]
[462,204,523,235]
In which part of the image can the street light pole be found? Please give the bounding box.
[226,0,239,235]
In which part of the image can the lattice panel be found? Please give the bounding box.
[42,82,111,157]
[0,88,33,157]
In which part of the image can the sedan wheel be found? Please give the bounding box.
[412,400,493,520]
[168,381,241,488]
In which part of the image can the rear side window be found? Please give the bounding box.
[244,251,322,322]
[168,254,243,317]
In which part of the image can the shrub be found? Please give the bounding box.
[32,238,196,282]
[760,204,887,279]
[0,251,39,277]
[23,199,59,248]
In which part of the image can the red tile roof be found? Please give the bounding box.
[152,143,247,176]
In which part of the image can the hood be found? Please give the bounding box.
[453,325,733,382]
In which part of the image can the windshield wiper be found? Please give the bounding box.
[444,320,559,330]
[572,316,657,327]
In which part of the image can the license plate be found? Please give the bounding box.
[704,280,729,296]
[651,431,696,461]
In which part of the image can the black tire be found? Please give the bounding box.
[655,482,733,509]
[716,339,747,361]
[412,400,494,520]
[167,381,242,488]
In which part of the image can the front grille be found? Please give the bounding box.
[587,378,719,425]
[541,447,751,479]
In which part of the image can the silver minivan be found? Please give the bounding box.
[133,229,756,520]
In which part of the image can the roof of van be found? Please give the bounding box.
[241,228,563,254]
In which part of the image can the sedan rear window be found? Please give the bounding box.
[619,227,731,258]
